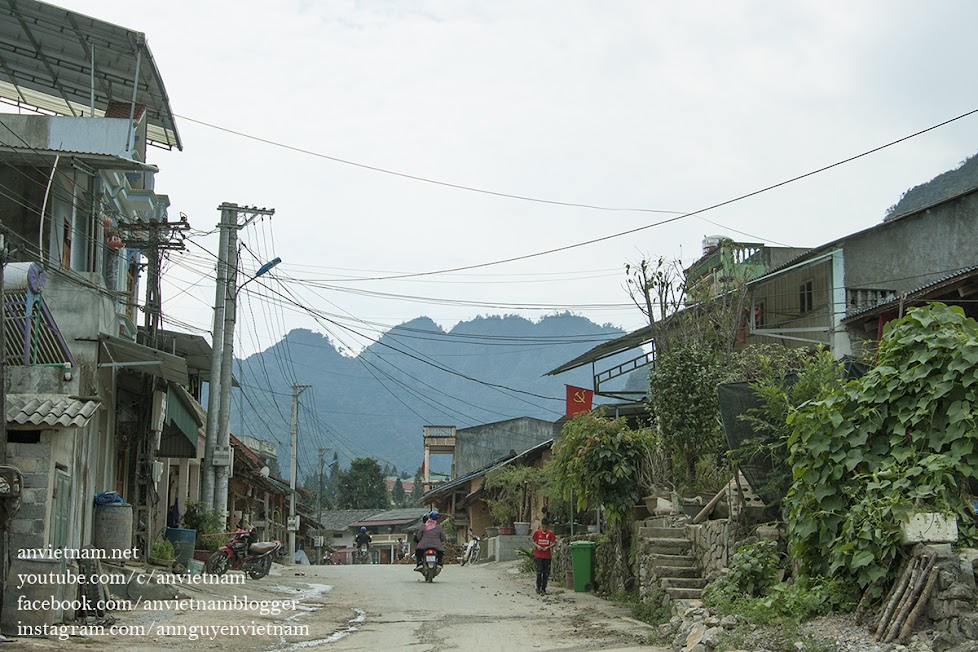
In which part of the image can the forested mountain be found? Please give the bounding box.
[885,150,978,219]
[229,313,642,477]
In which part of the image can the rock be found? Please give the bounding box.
[685,623,708,649]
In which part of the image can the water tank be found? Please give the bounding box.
[1,557,62,634]
[93,503,133,561]
[702,235,727,256]
[164,528,197,569]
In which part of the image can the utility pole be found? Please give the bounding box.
[288,383,311,562]
[203,203,275,518]
[0,236,7,467]
[317,448,329,564]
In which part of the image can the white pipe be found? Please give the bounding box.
[38,154,61,264]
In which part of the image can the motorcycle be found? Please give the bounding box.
[459,532,481,566]
[205,529,281,580]
[420,548,442,583]
[354,543,371,564]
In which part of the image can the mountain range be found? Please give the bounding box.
[228,313,644,479]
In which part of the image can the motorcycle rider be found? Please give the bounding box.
[354,526,372,561]
[413,510,446,570]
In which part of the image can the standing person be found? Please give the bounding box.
[396,538,407,560]
[531,517,557,595]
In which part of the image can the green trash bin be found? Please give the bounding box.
[568,540,598,592]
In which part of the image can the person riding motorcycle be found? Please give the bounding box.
[414,510,446,570]
[354,526,372,550]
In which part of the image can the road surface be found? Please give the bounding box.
[10,560,664,651]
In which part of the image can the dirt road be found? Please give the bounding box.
[9,560,664,651]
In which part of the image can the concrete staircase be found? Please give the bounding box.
[638,521,707,601]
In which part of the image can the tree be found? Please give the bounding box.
[410,466,424,505]
[648,342,726,489]
[391,478,406,507]
[336,458,389,509]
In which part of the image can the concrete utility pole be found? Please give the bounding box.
[203,203,275,518]
[288,383,311,561]
[316,448,329,564]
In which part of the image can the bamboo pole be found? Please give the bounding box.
[886,555,936,643]
[898,566,940,643]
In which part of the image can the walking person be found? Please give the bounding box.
[532,517,557,595]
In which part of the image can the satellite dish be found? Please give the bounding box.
[260,466,270,478]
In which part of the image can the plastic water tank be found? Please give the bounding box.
[93,502,133,560]
[164,527,197,569]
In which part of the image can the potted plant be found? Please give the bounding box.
[636,430,675,515]
[149,536,176,568]
[485,465,543,536]
[486,498,517,535]
[182,501,224,560]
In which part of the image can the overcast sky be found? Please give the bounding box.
[44,1,978,356]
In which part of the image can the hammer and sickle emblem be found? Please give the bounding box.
[573,390,588,404]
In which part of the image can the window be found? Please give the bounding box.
[800,280,814,314]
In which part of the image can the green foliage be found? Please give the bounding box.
[648,343,726,486]
[150,537,175,561]
[516,547,535,573]
[182,501,223,536]
[732,349,846,507]
[337,458,390,509]
[485,464,544,523]
[886,149,978,218]
[632,586,671,626]
[784,304,978,595]
[704,540,783,606]
[391,478,406,506]
[549,410,656,525]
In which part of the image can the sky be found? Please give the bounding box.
[34,1,978,357]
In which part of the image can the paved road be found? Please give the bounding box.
[11,561,663,652]
[310,561,660,651]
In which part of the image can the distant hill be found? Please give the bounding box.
[229,313,642,477]
[885,150,978,219]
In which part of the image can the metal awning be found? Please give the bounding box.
[546,325,654,376]
[0,145,158,171]
[158,383,203,458]
[0,0,181,150]
[6,393,100,429]
[98,333,188,385]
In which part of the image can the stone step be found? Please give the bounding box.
[645,538,692,555]
[649,553,698,568]
[661,577,707,590]
[654,565,701,579]
[665,587,704,601]
[638,526,687,539]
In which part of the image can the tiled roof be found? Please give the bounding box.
[6,394,100,429]
[318,509,385,531]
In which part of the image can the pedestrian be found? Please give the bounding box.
[396,537,407,560]
[531,517,557,595]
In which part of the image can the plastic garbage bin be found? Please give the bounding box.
[569,540,598,592]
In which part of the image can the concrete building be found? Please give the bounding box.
[0,1,195,626]
[747,186,978,357]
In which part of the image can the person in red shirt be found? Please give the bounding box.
[531,517,557,595]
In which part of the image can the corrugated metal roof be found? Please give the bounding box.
[843,266,978,322]
[319,509,385,531]
[0,0,181,149]
[6,393,100,429]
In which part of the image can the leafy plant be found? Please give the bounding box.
[648,343,727,489]
[784,303,978,596]
[485,464,544,524]
[515,546,535,573]
[704,540,782,606]
[182,501,224,551]
[150,537,175,561]
[631,585,671,626]
[549,410,656,525]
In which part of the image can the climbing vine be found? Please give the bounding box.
[785,304,978,595]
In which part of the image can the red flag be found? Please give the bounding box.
[565,385,593,418]
[420,459,426,477]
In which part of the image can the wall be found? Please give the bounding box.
[455,417,553,477]
[0,115,134,158]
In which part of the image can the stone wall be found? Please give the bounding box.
[6,437,53,553]
[926,546,978,651]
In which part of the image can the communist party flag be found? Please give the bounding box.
[565,385,594,418]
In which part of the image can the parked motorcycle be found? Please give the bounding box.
[420,547,442,583]
[459,532,481,566]
[205,529,281,579]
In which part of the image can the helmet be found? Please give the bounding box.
[429,510,439,521]
[360,526,367,533]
